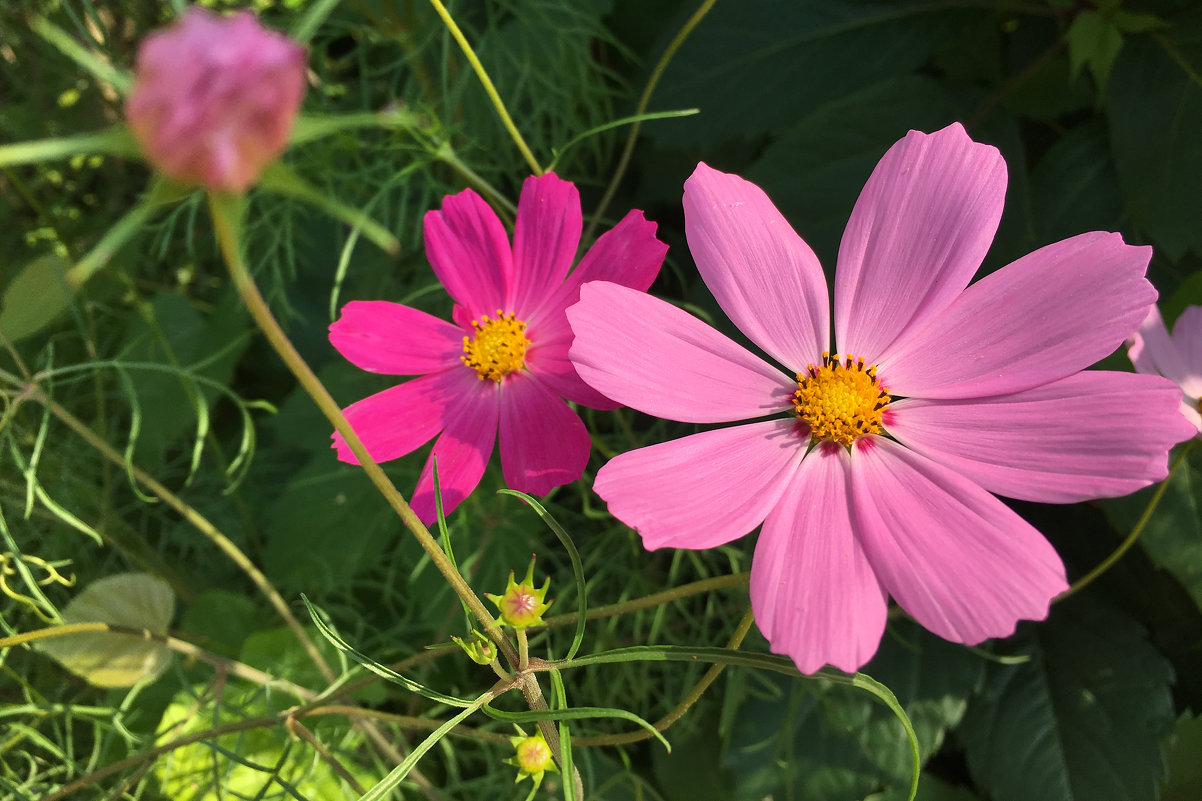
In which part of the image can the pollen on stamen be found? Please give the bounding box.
[792,352,891,448]
[461,310,530,382]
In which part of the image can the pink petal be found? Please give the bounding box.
[332,369,470,463]
[525,332,622,410]
[423,188,512,321]
[509,173,583,315]
[1135,305,1202,405]
[410,378,501,523]
[878,232,1155,399]
[527,208,668,334]
[886,371,1196,504]
[683,163,829,370]
[835,123,1006,363]
[498,373,591,495]
[1171,306,1202,396]
[750,446,888,675]
[595,419,806,551]
[567,281,795,423]
[849,438,1068,645]
[329,301,464,375]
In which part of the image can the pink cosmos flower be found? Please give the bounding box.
[330,173,667,523]
[126,7,306,192]
[1128,305,1202,436]
[567,123,1196,675]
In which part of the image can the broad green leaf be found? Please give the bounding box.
[1163,712,1202,801]
[960,601,1174,801]
[1066,10,1124,90]
[37,572,175,688]
[0,255,73,342]
[1102,447,1202,613]
[649,0,967,148]
[179,589,261,657]
[1107,31,1202,260]
[1029,121,1122,243]
[724,622,981,801]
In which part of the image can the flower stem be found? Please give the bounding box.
[583,0,717,244]
[206,194,511,660]
[1060,439,1196,600]
[36,392,335,682]
[572,607,756,747]
[425,0,542,176]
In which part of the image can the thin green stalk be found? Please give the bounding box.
[583,0,717,244]
[573,607,755,747]
[1060,439,1196,599]
[426,0,542,175]
[206,194,509,660]
[36,393,336,683]
[541,572,749,629]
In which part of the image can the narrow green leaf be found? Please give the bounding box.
[499,490,587,660]
[301,595,476,708]
[289,0,342,43]
[258,163,401,256]
[29,17,133,93]
[289,110,423,146]
[484,701,670,753]
[0,127,138,168]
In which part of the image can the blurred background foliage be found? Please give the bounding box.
[1,0,1201,799]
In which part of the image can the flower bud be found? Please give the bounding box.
[485,557,553,630]
[506,727,557,786]
[125,8,306,192]
[450,629,498,666]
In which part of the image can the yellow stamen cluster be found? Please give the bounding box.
[793,353,891,448]
[461,310,530,382]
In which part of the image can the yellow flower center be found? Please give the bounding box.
[461,310,530,382]
[793,353,891,448]
[515,735,553,774]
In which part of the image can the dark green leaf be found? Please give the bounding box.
[0,255,73,342]
[961,601,1174,801]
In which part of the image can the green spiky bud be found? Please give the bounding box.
[485,556,553,630]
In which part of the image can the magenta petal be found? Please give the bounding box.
[527,209,668,332]
[568,282,795,423]
[410,378,501,524]
[835,123,1006,363]
[329,301,464,375]
[887,371,1197,504]
[879,232,1155,399]
[751,446,888,675]
[332,370,468,463]
[850,438,1067,645]
[683,163,829,370]
[423,188,512,320]
[525,333,622,410]
[498,374,591,495]
[595,419,806,551]
[510,173,582,315]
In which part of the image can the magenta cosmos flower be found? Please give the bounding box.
[567,123,1195,675]
[330,173,667,523]
[126,7,306,192]
[1128,305,1202,436]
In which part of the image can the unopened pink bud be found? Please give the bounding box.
[125,8,307,193]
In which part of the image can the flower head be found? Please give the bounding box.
[506,727,557,787]
[568,123,1196,675]
[330,173,667,523]
[1127,305,1202,436]
[486,557,553,629]
[125,7,306,192]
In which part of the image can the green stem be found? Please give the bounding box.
[205,194,510,660]
[1060,440,1196,599]
[583,0,717,244]
[37,393,337,682]
[540,572,749,629]
[573,607,755,747]
[426,0,542,176]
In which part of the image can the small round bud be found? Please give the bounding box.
[125,8,306,192]
[506,727,557,786]
[485,556,553,630]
